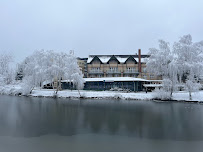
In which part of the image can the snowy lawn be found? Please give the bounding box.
[172,91,203,102]
[31,89,203,102]
[31,89,154,100]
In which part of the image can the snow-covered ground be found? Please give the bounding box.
[31,89,154,100]
[31,89,203,101]
[30,89,203,101]
[1,85,203,102]
[0,84,22,95]
[172,91,203,102]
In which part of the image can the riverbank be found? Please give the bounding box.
[31,89,203,102]
[1,85,203,102]
[31,89,154,100]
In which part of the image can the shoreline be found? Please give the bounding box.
[1,93,202,103]
[1,86,203,103]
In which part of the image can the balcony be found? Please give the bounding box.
[124,70,139,74]
[88,70,103,74]
[106,70,120,74]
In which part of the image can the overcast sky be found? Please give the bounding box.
[0,0,203,63]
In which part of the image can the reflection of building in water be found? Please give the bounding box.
[0,96,202,140]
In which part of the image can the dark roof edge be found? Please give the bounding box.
[89,55,150,58]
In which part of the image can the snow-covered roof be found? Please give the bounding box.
[84,77,149,82]
[100,56,111,63]
[115,56,128,63]
[87,55,149,64]
[87,56,94,63]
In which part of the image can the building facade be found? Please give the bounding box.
[77,57,88,78]
[86,49,161,80]
[61,77,147,92]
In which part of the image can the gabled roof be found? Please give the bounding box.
[124,55,138,64]
[89,56,103,64]
[107,55,120,64]
[87,56,110,63]
[115,56,128,63]
[87,55,149,64]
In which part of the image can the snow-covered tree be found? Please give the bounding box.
[173,35,203,81]
[185,72,202,100]
[19,50,84,95]
[173,34,203,99]
[0,54,14,85]
[147,34,203,100]
[146,40,178,97]
[146,40,172,76]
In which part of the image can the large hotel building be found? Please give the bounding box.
[45,49,161,91]
[78,49,161,80]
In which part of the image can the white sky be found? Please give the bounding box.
[0,0,203,63]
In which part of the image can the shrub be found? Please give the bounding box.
[153,88,172,100]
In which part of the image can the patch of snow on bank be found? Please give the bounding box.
[31,89,203,101]
[31,89,155,100]
[0,85,22,95]
[172,91,203,101]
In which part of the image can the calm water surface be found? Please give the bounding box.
[0,95,203,152]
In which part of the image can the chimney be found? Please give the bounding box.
[138,49,141,73]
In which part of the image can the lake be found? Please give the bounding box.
[0,95,203,152]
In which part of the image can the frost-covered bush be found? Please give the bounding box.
[162,79,172,92]
[185,80,201,91]
[0,74,6,86]
[0,73,22,95]
[185,79,201,100]
[0,84,22,95]
[71,73,85,90]
[153,88,171,100]
[20,76,34,95]
[0,54,14,85]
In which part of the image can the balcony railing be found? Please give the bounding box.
[88,70,103,74]
[106,70,120,74]
[124,70,139,74]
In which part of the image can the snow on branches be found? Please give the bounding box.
[0,54,14,85]
[147,34,203,100]
[147,40,178,96]
[19,50,84,95]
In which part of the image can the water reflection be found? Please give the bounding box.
[0,95,203,141]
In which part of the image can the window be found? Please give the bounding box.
[150,74,154,79]
[91,67,101,71]
[126,67,135,72]
[109,67,118,71]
